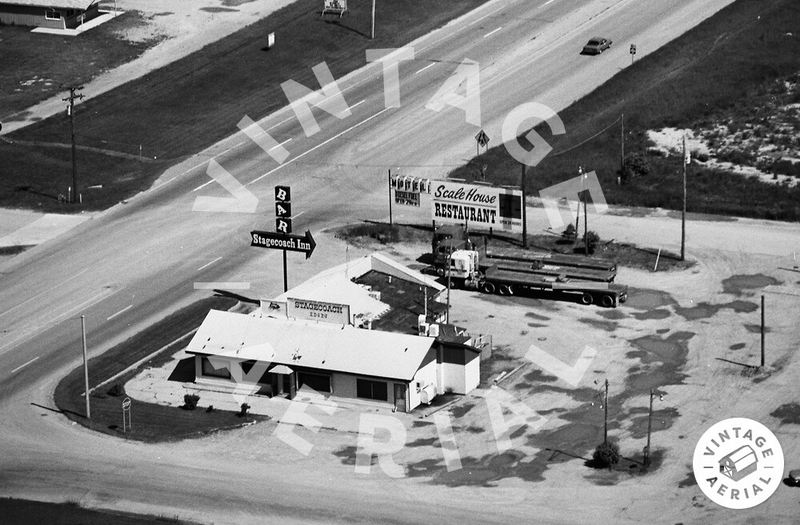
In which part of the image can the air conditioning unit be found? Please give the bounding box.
[427,323,440,337]
[368,290,381,302]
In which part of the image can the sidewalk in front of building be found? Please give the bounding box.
[123,349,459,435]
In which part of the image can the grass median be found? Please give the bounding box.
[3,0,489,212]
[53,295,270,443]
[450,0,800,221]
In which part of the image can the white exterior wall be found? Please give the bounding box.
[440,362,465,394]
[463,356,479,394]
[408,359,437,410]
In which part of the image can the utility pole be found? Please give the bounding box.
[645,389,654,466]
[681,135,688,261]
[63,86,84,204]
[520,162,527,249]
[579,166,588,256]
[760,294,765,368]
[603,378,609,445]
[388,169,393,226]
[371,0,376,40]
[620,113,625,182]
[81,315,91,420]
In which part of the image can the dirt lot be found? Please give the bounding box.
[314,214,800,520]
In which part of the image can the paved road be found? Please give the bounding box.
[0,0,745,523]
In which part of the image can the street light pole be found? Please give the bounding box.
[446,251,452,324]
[371,0,376,40]
[645,389,654,466]
[81,315,91,419]
[603,378,609,445]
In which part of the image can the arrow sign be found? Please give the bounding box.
[251,230,316,259]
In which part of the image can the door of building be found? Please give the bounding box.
[394,383,406,413]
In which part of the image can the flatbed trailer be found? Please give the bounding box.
[474,265,627,307]
[481,257,617,283]
[483,248,617,273]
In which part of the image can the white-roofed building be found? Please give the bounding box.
[0,0,100,29]
[183,253,485,411]
[186,310,439,412]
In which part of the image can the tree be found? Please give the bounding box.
[585,230,600,253]
[621,153,650,183]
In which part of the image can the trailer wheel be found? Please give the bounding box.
[436,267,445,277]
[481,282,496,294]
[499,284,514,296]
[580,293,593,305]
[601,295,615,308]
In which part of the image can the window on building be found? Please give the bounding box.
[298,372,331,393]
[201,357,231,379]
[357,379,388,401]
[45,9,62,19]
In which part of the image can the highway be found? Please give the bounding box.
[0,0,739,522]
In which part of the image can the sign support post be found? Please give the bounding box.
[283,250,288,292]
[388,169,393,226]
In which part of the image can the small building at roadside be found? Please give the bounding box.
[184,253,488,411]
[0,0,100,29]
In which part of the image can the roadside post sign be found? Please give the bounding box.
[475,129,490,156]
[321,0,347,17]
[276,218,292,234]
[251,230,316,258]
[275,185,291,203]
[629,44,636,64]
[122,397,132,433]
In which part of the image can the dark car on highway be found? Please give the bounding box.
[582,37,612,55]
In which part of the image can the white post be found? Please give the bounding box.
[81,315,91,420]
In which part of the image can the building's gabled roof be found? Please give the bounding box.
[186,309,435,381]
[1,0,97,10]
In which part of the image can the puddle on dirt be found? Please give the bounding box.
[597,309,626,320]
[744,324,771,333]
[406,437,438,447]
[678,471,698,488]
[722,274,781,295]
[627,407,680,439]
[525,312,550,321]
[729,342,746,350]
[631,308,671,321]
[523,369,558,383]
[656,328,670,334]
[449,402,476,419]
[770,402,800,425]
[527,322,547,328]
[674,300,758,320]
[578,318,619,331]
[623,288,677,310]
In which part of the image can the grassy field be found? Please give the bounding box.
[450,0,800,221]
[2,0,488,212]
[332,221,692,272]
[53,295,272,443]
[0,11,161,117]
[0,498,197,525]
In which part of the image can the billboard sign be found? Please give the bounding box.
[431,181,522,233]
[287,298,350,325]
[394,189,420,207]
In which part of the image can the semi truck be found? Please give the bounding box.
[444,249,628,307]
[431,225,618,281]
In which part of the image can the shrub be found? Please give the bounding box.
[585,231,600,253]
[183,393,200,410]
[107,383,124,397]
[592,441,620,468]
[238,403,251,417]
[621,153,650,183]
[562,223,577,240]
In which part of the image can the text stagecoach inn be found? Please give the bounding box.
[186,253,485,412]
